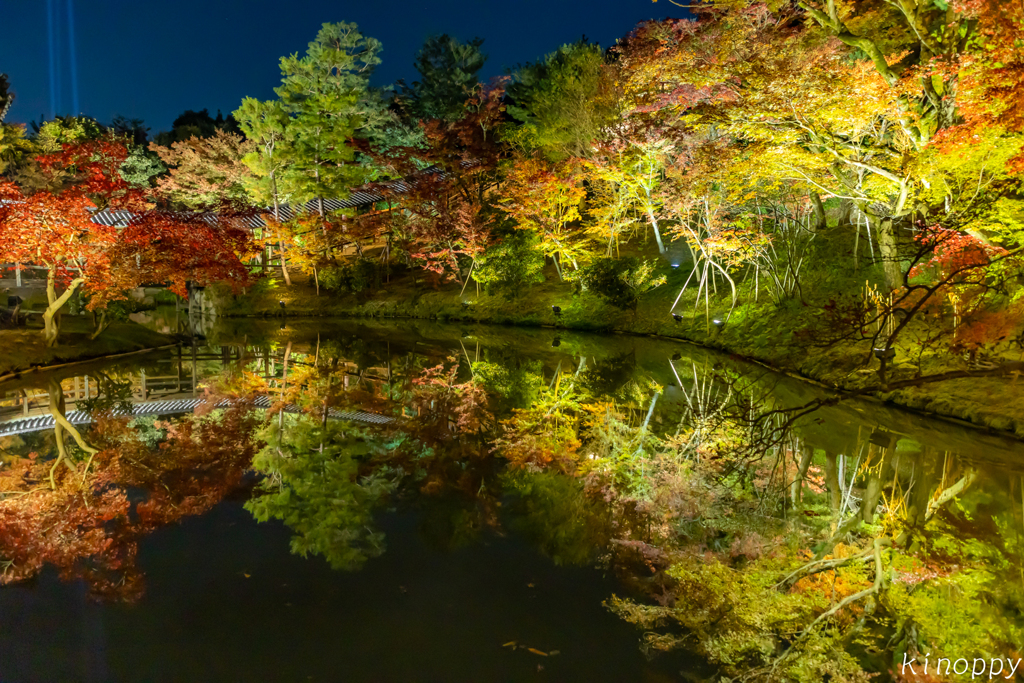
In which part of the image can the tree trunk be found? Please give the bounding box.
[647,208,666,254]
[809,192,827,232]
[89,310,111,340]
[837,199,855,229]
[823,450,841,513]
[460,259,476,298]
[790,443,815,506]
[271,173,282,223]
[869,213,903,292]
[43,269,85,348]
[906,447,939,528]
[48,378,98,455]
[861,444,886,523]
[276,242,292,286]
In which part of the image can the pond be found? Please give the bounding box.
[1,319,1022,682]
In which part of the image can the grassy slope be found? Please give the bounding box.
[213,253,1024,439]
[0,317,176,377]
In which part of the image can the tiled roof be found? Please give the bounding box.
[3,161,475,230]
[86,165,457,229]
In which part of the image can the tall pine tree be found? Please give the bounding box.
[275,22,382,217]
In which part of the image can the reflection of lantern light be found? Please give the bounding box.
[671,264,680,268]
[712,319,725,331]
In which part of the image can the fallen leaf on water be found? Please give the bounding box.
[526,648,548,657]
[527,583,535,588]
[502,641,517,649]
[243,573,251,578]
[548,650,560,656]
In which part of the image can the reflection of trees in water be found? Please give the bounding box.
[0,399,261,600]
[502,470,613,567]
[247,416,398,570]
[669,359,731,454]
[238,346,497,567]
[75,371,135,417]
[487,352,1024,681]
[2,337,1021,681]
[601,407,1020,681]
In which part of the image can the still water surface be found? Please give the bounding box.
[0,319,1021,682]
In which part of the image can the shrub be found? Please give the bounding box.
[320,258,382,293]
[474,231,546,299]
[570,257,666,310]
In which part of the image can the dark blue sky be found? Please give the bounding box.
[0,0,678,133]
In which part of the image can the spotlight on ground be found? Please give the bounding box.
[873,347,896,361]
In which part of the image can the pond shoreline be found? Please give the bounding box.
[0,320,178,382]
[7,291,1020,442]
[216,297,1024,443]
[0,343,178,384]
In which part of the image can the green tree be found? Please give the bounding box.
[234,97,290,219]
[118,146,165,188]
[506,41,617,160]
[400,34,487,122]
[275,22,382,218]
[0,123,35,177]
[571,256,666,310]
[246,415,397,570]
[473,229,546,299]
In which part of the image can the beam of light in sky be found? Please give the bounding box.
[67,0,80,115]
[47,0,56,119]
[54,0,62,115]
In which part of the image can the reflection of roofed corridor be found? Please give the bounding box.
[0,396,392,437]
[0,345,395,437]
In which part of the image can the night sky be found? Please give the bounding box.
[0,0,679,133]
